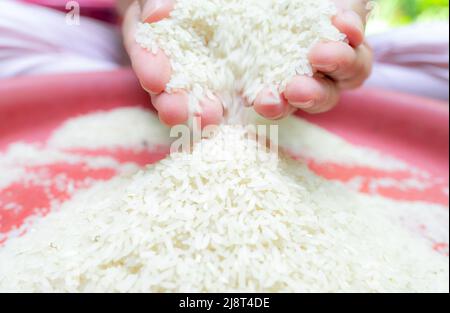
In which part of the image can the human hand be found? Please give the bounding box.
[253,0,373,119]
[122,0,373,125]
[122,0,224,127]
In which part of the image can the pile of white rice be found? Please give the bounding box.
[0,126,448,292]
[47,107,171,150]
[135,0,344,116]
[1,0,448,293]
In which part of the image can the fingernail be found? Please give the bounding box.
[259,93,281,106]
[142,0,164,22]
[291,100,315,109]
[140,82,159,95]
[312,63,338,72]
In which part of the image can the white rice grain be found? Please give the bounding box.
[0,126,448,293]
[135,0,344,120]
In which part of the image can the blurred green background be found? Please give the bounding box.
[368,0,449,33]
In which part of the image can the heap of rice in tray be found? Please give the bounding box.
[0,126,448,292]
[1,0,447,293]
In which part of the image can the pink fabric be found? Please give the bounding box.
[20,0,119,23]
[366,22,449,101]
[22,0,115,7]
[0,0,125,78]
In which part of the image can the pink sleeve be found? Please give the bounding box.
[366,23,449,101]
[0,0,125,78]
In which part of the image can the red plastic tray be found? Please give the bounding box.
[1,69,448,172]
[0,69,449,253]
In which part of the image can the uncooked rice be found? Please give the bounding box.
[135,0,344,118]
[1,0,448,293]
[254,114,412,171]
[48,107,171,150]
[0,126,448,292]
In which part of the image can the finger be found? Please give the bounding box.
[309,41,357,81]
[337,43,373,89]
[301,76,340,114]
[309,41,373,89]
[123,2,171,94]
[253,87,293,120]
[152,91,189,126]
[195,95,224,127]
[129,47,172,94]
[284,76,323,109]
[332,10,365,47]
[284,75,340,113]
[138,0,174,23]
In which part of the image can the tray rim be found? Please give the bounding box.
[0,68,448,176]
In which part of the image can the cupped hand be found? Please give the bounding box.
[122,0,224,127]
[123,0,373,125]
[254,0,373,119]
